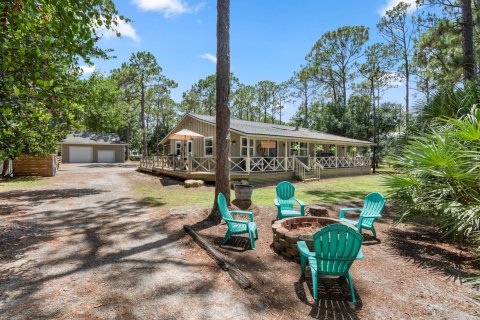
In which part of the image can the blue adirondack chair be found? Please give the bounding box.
[218,193,258,250]
[297,224,364,304]
[274,181,305,220]
[338,192,385,239]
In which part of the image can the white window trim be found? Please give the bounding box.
[187,140,193,156]
[175,141,182,156]
[290,141,308,157]
[204,136,214,157]
[240,136,255,157]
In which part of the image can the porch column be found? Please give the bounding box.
[335,145,338,168]
[284,141,288,171]
[352,146,356,167]
[188,156,192,173]
[246,137,251,173]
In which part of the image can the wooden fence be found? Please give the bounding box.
[12,154,57,177]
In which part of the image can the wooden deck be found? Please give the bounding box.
[138,155,371,183]
[138,166,295,183]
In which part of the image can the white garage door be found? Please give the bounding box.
[98,150,116,163]
[69,146,93,163]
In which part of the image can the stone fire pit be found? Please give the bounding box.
[272,216,349,261]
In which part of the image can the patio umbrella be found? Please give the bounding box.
[168,129,204,158]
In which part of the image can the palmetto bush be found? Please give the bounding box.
[383,107,480,248]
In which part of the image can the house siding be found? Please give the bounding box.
[166,116,217,156]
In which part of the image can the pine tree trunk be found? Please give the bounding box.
[304,83,308,127]
[371,80,376,174]
[156,113,160,156]
[461,0,475,81]
[141,75,148,157]
[210,0,231,223]
[405,59,410,125]
[125,124,130,161]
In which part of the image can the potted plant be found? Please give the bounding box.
[234,180,254,201]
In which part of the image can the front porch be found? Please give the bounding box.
[138,155,371,182]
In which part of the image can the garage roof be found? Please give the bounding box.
[61,132,127,145]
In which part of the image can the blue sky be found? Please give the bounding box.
[88,0,414,120]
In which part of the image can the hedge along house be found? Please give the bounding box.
[61,132,127,163]
[139,114,374,183]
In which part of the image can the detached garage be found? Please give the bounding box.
[61,132,127,163]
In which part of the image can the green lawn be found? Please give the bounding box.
[0,177,48,192]
[134,175,386,209]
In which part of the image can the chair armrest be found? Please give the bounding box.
[223,218,249,225]
[295,198,305,207]
[357,213,382,227]
[231,210,254,222]
[339,208,362,219]
[295,198,305,216]
[297,241,314,257]
[274,198,280,207]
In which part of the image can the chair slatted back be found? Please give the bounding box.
[275,181,295,210]
[218,193,234,228]
[312,224,363,275]
[360,192,385,228]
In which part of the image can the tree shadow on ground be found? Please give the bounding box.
[0,188,104,203]
[387,226,479,284]
[294,276,361,319]
[0,203,29,216]
[139,196,167,207]
[303,190,368,203]
[73,163,138,169]
[0,195,216,318]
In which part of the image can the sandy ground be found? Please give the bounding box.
[0,164,268,319]
[186,203,480,320]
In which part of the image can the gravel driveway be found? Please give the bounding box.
[0,164,265,319]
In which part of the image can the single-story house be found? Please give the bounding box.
[139,114,374,183]
[61,132,127,163]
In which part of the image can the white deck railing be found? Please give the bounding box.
[139,155,370,173]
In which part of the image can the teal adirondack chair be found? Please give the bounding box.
[297,224,364,304]
[338,192,385,239]
[218,193,258,250]
[274,181,305,220]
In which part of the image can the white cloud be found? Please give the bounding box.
[378,0,417,16]
[96,17,140,42]
[80,65,96,75]
[133,0,204,17]
[200,53,217,64]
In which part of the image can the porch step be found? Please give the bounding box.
[303,177,320,182]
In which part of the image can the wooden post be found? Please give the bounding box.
[188,156,192,173]
[246,137,251,173]
[335,145,338,168]
[284,141,288,171]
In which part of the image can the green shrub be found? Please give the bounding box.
[383,107,480,247]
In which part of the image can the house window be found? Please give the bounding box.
[260,141,277,157]
[241,137,254,157]
[204,137,213,156]
[290,142,308,156]
[175,141,182,156]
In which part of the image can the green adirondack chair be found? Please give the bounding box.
[218,193,258,250]
[297,224,364,304]
[274,181,305,220]
[338,192,385,239]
